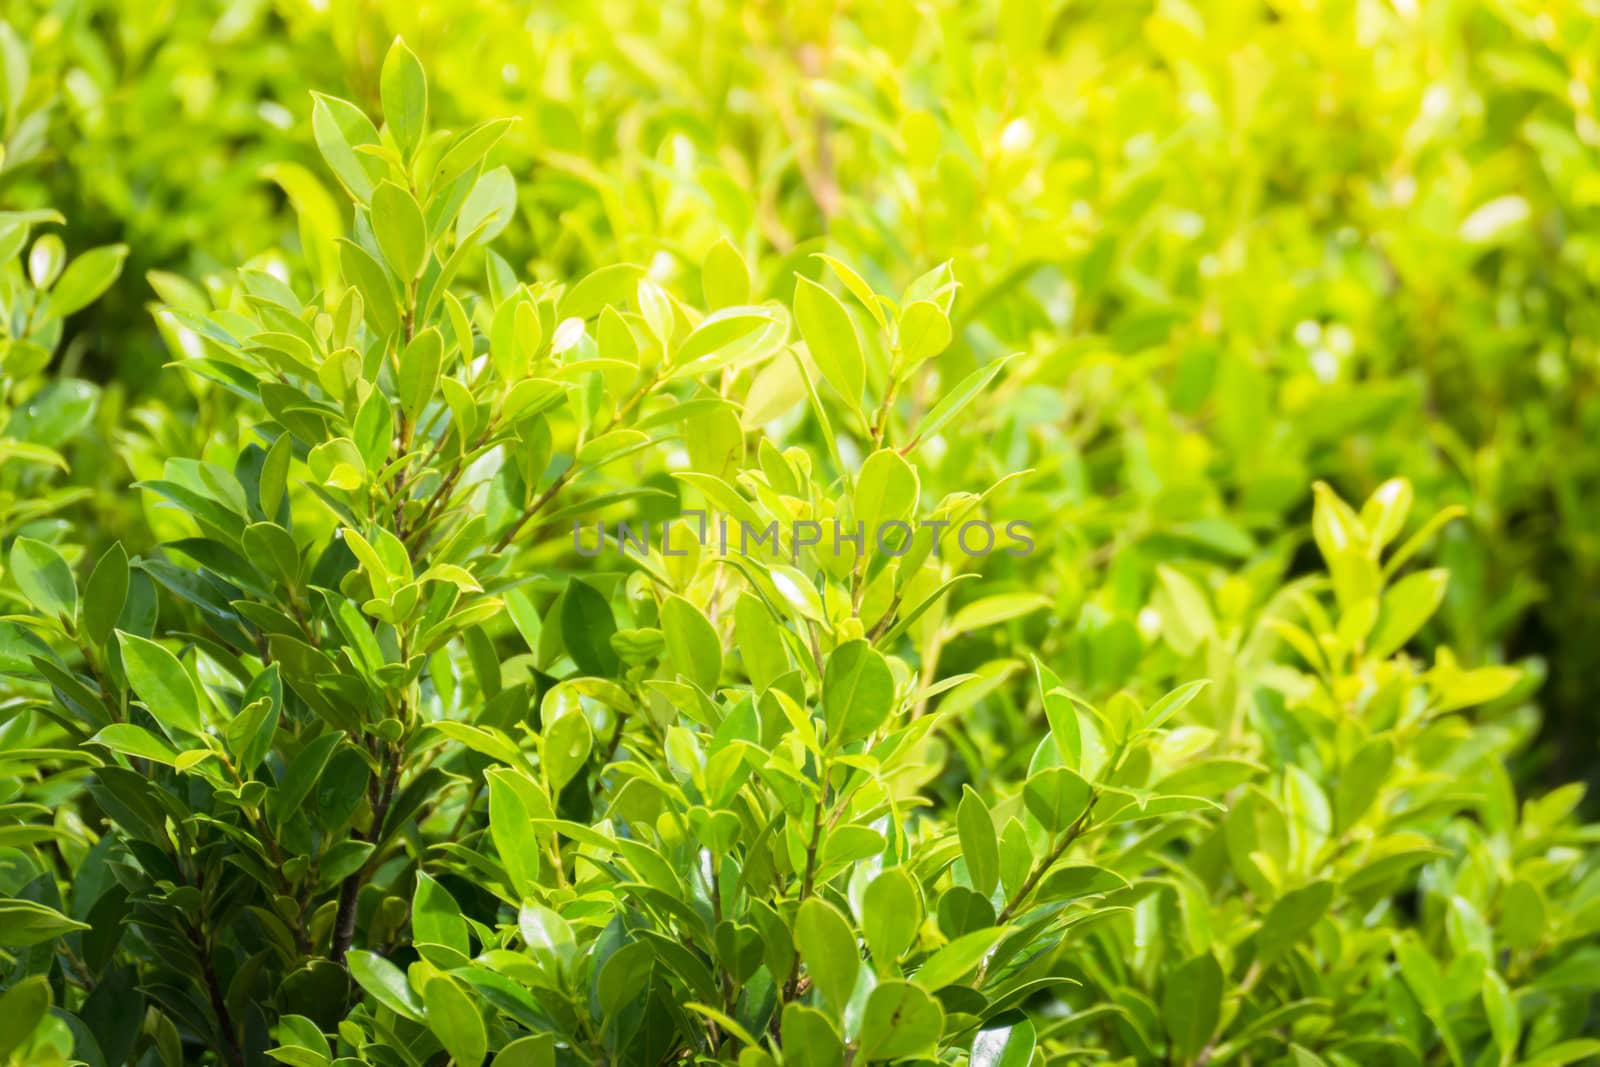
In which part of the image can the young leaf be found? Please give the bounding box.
[1367,568,1448,659]
[311,93,381,202]
[422,976,486,1067]
[9,536,76,622]
[794,275,865,410]
[50,244,128,316]
[862,868,921,967]
[380,38,428,157]
[957,786,1000,897]
[371,181,428,281]
[896,299,952,369]
[487,769,544,897]
[398,327,443,421]
[542,710,592,791]
[661,594,722,691]
[348,950,423,1022]
[116,631,203,738]
[822,639,895,745]
[858,980,942,1062]
[1258,881,1334,960]
[793,897,859,1012]
[413,872,470,957]
[971,1015,1038,1067]
[1162,952,1222,1062]
[702,238,750,308]
[855,449,919,533]
[92,723,180,765]
[560,579,619,677]
[910,353,1015,445]
[82,542,129,646]
[1022,766,1092,833]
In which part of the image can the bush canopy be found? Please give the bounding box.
[1,5,1598,1067]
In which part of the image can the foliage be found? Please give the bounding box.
[0,11,1598,1067]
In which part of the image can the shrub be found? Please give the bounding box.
[1,24,1598,1067]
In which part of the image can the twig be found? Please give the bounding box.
[331,743,401,965]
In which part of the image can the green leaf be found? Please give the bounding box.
[1499,879,1546,952]
[413,872,470,957]
[1258,880,1334,960]
[1361,477,1414,550]
[117,631,204,738]
[1162,952,1222,1061]
[431,117,517,190]
[82,542,129,646]
[858,980,942,1062]
[1521,1041,1600,1067]
[518,902,577,977]
[312,93,380,202]
[812,252,887,330]
[50,244,128,316]
[794,275,865,409]
[458,166,518,244]
[822,639,895,745]
[558,262,644,321]
[971,1014,1037,1067]
[276,1014,332,1061]
[1143,679,1209,731]
[1022,766,1092,833]
[272,730,344,825]
[371,180,428,281]
[348,950,424,1021]
[422,976,485,1067]
[1368,568,1448,659]
[674,305,785,366]
[702,238,750,308]
[1036,670,1083,769]
[248,524,305,594]
[380,38,428,156]
[338,238,400,338]
[911,927,1007,989]
[896,299,952,369]
[1334,735,1393,831]
[912,353,1015,444]
[949,593,1048,632]
[0,900,91,949]
[398,327,443,421]
[227,695,279,775]
[781,1005,843,1067]
[3,378,97,448]
[561,579,619,677]
[492,1034,556,1067]
[10,536,76,622]
[0,977,50,1061]
[958,786,1000,897]
[1482,970,1518,1066]
[0,622,53,674]
[862,868,921,967]
[487,768,544,896]
[855,448,919,535]
[1154,564,1215,655]
[260,432,292,519]
[793,897,859,1012]
[661,594,722,690]
[30,233,65,288]
[92,723,180,765]
[542,709,592,791]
